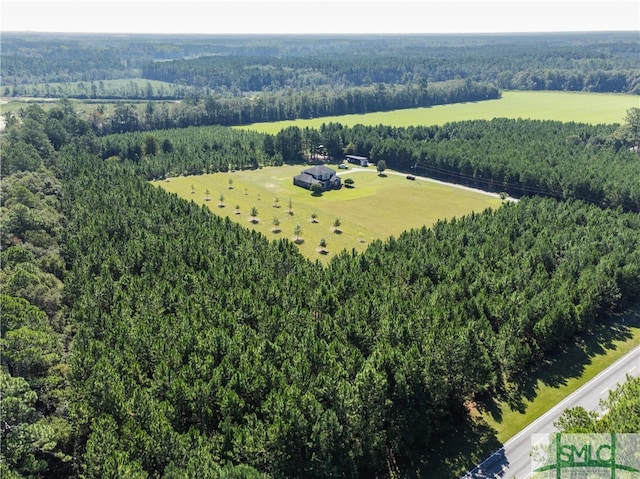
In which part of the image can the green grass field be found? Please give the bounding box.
[153,164,503,263]
[236,91,640,134]
[3,90,637,131]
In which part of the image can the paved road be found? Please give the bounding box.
[461,345,640,479]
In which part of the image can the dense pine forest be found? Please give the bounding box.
[2,32,640,479]
[3,32,638,96]
[2,32,638,130]
[3,102,640,479]
[98,117,640,211]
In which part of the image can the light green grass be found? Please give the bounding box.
[153,165,503,263]
[4,90,636,131]
[236,91,640,134]
[482,314,640,443]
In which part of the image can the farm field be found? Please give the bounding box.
[153,164,503,262]
[237,90,640,133]
[2,90,637,132]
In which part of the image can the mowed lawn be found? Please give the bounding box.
[153,164,503,262]
[236,91,640,134]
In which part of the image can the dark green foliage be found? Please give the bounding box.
[0,103,83,479]
[4,97,640,478]
[101,126,274,179]
[60,144,640,476]
[4,32,637,97]
[276,126,304,164]
[556,375,640,433]
[310,183,323,196]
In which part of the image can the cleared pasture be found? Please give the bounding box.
[153,164,503,262]
[236,90,640,134]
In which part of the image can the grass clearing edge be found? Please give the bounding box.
[480,312,640,443]
[153,165,504,264]
[236,91,639,134]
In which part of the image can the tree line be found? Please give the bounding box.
[3,32,638,97]
[99,111,640,211]
[142,42,639,95]
[5,80,198,101]
[2,99,640,478]
[78,79,497,133]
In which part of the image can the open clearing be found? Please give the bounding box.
[153,164,503,262]
[236,90,640,134]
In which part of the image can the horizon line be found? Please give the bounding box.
[3,29,638,35]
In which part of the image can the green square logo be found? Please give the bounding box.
[532,433,640,478]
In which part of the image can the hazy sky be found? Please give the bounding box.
[2,0,639,35]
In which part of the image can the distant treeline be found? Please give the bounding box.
[2,32,638,99]
[86,80,499,133]
[4,79,197,101]
[101,116,640,211]
[142,44,640,94]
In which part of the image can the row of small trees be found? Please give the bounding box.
[101,112,640,212]
[4,98,640,478]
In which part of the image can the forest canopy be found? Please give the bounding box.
[3,32,639,97]
[1,31,640,477]
[2,95,640,479]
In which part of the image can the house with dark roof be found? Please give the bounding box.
[293,165,341,190]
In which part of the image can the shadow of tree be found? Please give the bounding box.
[391,308,639,478]
[407,413,504,479]
[483,309,639,418]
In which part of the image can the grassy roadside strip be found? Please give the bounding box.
[481,312,640,443]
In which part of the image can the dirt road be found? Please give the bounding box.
[338,167,517,202]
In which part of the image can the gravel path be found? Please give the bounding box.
[338,167,517,202]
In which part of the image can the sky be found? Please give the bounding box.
[1,0,639,35]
